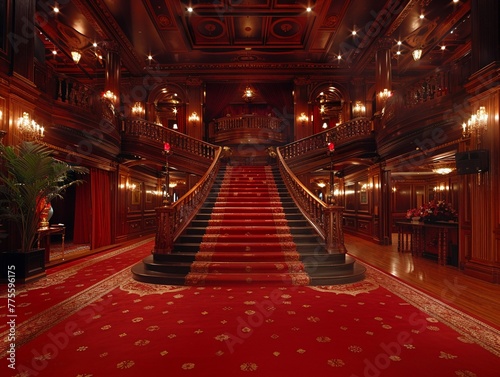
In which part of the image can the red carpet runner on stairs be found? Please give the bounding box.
[185,165,311,286]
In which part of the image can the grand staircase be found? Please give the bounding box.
[132,164,366,286]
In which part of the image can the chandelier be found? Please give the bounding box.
[17,112,44,141]
[432,167,454,175]
[71,50,82,64]
[412,48,423,61]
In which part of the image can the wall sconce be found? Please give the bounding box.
[378,89,392,101]
[17,112,44,141]
[352,101,366,118]
[242,85,255,103]
[189,111,199,125]
[172,123,178,130]
[412,48,423,61]
[298,112,308,125]
[322,122,328,129]
[102,90,117,102]
[462,106,488,140]
[71,50,82,64]
[131,102,145,117]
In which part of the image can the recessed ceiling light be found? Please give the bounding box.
[441,45,446,50]
[187,7,193,13]
[397,40,402,45]
[306,7,312,12]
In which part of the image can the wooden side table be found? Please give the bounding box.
[37,226,65,262]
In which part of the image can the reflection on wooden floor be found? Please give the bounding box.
[346,233,500,329]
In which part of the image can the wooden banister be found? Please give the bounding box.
[276,148,345,253]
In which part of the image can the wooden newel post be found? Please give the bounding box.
[324,205,346,254]
[154,206,174,254]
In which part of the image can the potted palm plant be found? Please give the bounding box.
[0,141,88,283]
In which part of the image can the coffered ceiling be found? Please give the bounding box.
[36,0,471,82]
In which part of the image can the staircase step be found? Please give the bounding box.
[132,163,366,286]
[185,272,311,286]
[190,261,306,273]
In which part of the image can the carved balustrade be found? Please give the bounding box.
[276,148,345,253]
[154,147,222,254]
[280,118,373,160]
[124,119,217,160]
[215,115,283,132]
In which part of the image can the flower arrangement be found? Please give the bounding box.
[406,200,458,222]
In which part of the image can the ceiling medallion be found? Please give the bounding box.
[157,14,171,29]
[271,19,301,38]
[197,19,225,38]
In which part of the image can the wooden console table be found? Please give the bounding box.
[37,226,65,262]
[396,221,458,265]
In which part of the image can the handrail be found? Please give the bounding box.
[124,119,217,160]
[154,146,223,254]
[276,148,345,253]
[280,117,373,160]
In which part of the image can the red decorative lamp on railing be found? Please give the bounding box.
[327,141,336,205]
[163,142,172,205]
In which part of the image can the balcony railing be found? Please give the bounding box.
[124,119,218,160]
[210,115,288,144]
[280,117,373,160]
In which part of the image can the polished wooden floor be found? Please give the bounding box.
[346,233,500,329]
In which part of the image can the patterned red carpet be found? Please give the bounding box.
[1,239,499,376]
[186,165,311,286]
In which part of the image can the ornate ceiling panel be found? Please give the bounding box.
[34,0,472,80]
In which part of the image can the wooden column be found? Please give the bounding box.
[154,206,174,255]
[186,77,203,140]
[10,0,35,82]
[324,205,346,254]
[368,164,392,245]
[374,38,392,113]
[293,76,311,140]
[460,0,500,283]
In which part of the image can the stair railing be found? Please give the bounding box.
[154,147,223,254]
[276,148,346,254]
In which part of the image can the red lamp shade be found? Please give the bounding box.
[327,142,335,152]
[163,142,171,152]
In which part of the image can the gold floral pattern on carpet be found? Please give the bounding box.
[119,280,189,296]
[309,276,379,295]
